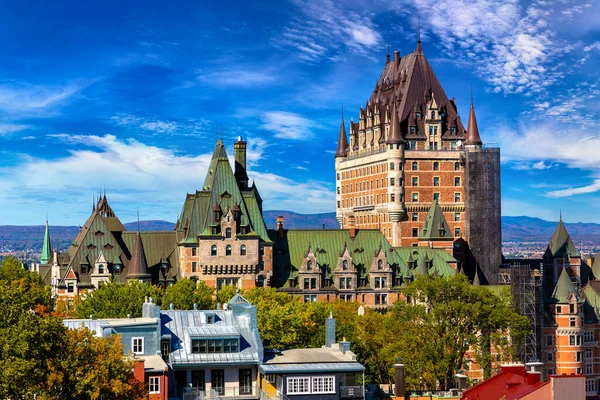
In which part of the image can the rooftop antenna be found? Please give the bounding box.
[560,209,562,222]
[418,14,421,43]
[470,85,474,107]
[137,207,140,232]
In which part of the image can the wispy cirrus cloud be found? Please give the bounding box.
[260,111,316,140]
[0,82,88,115]
[278,0,381,62]
[196,68,279,87]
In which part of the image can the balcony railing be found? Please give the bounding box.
[340,385,364,398]
[183,385,257,400]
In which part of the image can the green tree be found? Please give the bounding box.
[161,279,214,310]
[75,280,163,319]
[215,284,238,305]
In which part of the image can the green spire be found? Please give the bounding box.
[549,268,581,304]
[418,200,453,241]
[545,219,580,258]
[473,267,481,286]
[40,218,52,264]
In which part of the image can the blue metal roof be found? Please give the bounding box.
[259,362,365,374]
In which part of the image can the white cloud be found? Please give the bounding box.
[546,180,600,198]
[0,82,86,115]
[583,42,600,52]
[260,111,316,140]
[279,0,381,62]
[0,134,333,224]
[0,123,31,135]
[139,120,177,133]
[197,68,278,87]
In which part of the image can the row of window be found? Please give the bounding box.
[208,244,247,257]
[411,227,461,237]
[340,175,461,195]
[411,212,461,222]
[287,376,335,395]
[408,140,460,150]
[191,339,239,354]
[338,161,461,181]
[555,304,581,314]
[340,191,462,209]
[189,369,253,396]
[410,176,461,187]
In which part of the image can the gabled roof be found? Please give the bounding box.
[418,200,453,241]
[41,219,52,265]
[177,140,270,243]
[462,365,545,400]
[544,219,580,259]
[549,268,581,304]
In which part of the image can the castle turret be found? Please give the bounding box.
[465,102,482,146]
[127,232,151,283]
[41,218,52,265]
[234,136,249,189]
[335,117,348,158]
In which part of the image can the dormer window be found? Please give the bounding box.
[114,264,121,273]
[214,211,220,221]
[212,227,218,235]
[378,260,383,270]
[431,111,435,119]
[410,126,415,134]
[81,264,89,274]
[307,261,312,270]
[342,260,348,270]
[98,264,104,274]
[416,112,421,120]
[241,227,246,235]
[234,211,240,220]
[211,245,217,257]
[225,228,232,239]
[451,127,456,134]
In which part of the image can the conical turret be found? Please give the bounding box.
[465,102,482,146]
[126,232,151,282]
[335,117,348,158]
[387,103,402,145]
[41,218,52,264]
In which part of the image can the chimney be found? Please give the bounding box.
[142,296,160,319]
[234,136,249,189]
[338,338,350,354]
[348,215,357,238]
[455,372,467,390]
[325,310,336,347]
[386,52,390,64]
[394,50,400,66]
[526,371,541,386]
[277,216,284,238]
[394,359,405,398]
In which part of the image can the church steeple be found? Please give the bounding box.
[335,112,349,158]
[41,218,52,265]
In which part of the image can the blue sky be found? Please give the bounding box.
[0,0,600,225]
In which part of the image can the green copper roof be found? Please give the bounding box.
[592,252,600,280]
[549,268,581,304]
[268,228,457,287]
[41,219,52,265]
[418,200,453,241]
[473,268,481,286]
[177,140,270,243]
[545,220,580,258]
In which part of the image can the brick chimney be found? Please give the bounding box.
[277,215,284,238]
[394,358,405,398]
[325,309,336,347]
[347,215,357,238]
[234,136,249,189]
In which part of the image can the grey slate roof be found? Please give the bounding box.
[260,362,365,374]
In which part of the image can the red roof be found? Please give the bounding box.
[462,365,545,400]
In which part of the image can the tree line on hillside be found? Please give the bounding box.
[56,267,530,391]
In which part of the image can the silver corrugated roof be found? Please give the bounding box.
[259,362,365,374]
[187,325,240,337]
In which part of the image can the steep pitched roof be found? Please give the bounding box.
[387,103,402,145]
[268,229,456,287]
[41,219,52,265]
[544,219,580,258]
[177,140,271,243]
[126,232,151,280]
[418,200,453,241]
[549,268,581,304]
[335,118,348,157]
[367,49,465,140]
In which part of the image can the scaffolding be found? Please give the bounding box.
[510,264,543,364]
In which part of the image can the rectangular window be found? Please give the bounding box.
[287,377,311,394]
[192,262,197,273]
[390,193,395,202]
[192,339,208,353]
[239,369,252,395]
[345,277,352,289]
[577,335,582,346]
[412,193,418,202]
[192,370,205,391]
[304,278,310,290]
[67,282,74,293]
[570,317,576,327]
[132,337,144,354]
[547,352,553,362]
[570,335,576,346]
[433,193,439,201]
[224,339,238,353]
[339,278,345,289]
[192,247,197,256]
[412,213,418,222]
[454,177,461,186]
[390,177,395,186]
[454,228,461,237]
[149,376,160,394]
[412,228,419,237]
[433,177,439,186]
[410,140,416,149]
[161,339,170,363]
[546,335,553,346]
[577,367,582,374]
[212,370,225,396]
[587,379,596,393]
[454,192,461,202]
[312,376,335,394]
[374,277,381,289]
[412,177,418,186]
[570,303,575,313]
[454,213,460,222]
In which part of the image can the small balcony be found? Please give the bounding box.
[183,385,257,400]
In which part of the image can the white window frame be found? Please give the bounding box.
[312,376,335,394]
[149,376,160,394]
[132,337,144,354]
[287,377,310,395]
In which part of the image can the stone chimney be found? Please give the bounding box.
[325,310,336,347]
[394,50,400,67]
[142,296,160,319]
[394,358,405,398]
[277,216,284,238]
[234,136,249,189]
[348,215,357,238]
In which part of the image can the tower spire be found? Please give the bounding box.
[41,217,52,265]
[416,14,423,54]
[465,94,482,146]
[335,107,349,158]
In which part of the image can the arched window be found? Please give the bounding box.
[225,228,232,238]
[307,260,312,270]
[98,264,104,274]
[431,110,435,119]
[378,260,383,270]
[390,162,395,170]
[343,260,348,270]
[211,245,217,256]
[240,245,247,256]
[226,245,232,256]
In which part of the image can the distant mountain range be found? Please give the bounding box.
[2,213,599,253]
